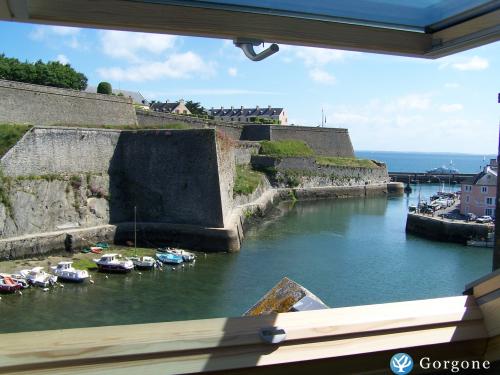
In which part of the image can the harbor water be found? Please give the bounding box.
[356,151,496,173]
[0,184,492,333]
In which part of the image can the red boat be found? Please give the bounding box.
[0,275,21,293]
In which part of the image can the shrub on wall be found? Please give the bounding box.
[0,54,88,90]
[97,82,112,95]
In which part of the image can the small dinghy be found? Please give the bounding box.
[51,261,89,283]
[19,267,58,288]
[129,256,156,270]
[156,252,183,265]
[0,274,21,293]
[93,254,134,273]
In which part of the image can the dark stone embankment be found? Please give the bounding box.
[405,213,492,244]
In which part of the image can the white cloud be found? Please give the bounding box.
[309,68,336,85]
[29,27,45,41]
[440,103,463,113]
[396,94,431,111]
[452,56,489,71]
[97,52,214,82]
[285,46,351,66]
[445,82,460,89]
[56,54,70,65]
[228,67,238,77]
[50,26,81,36]
[143,88,281,99]
[29,25,83,49]
[100,30,177,62]
[324,93,496,153]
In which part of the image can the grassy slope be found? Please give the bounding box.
[259,140,314,157]
[0,124,32,158]
[316,156,379,168]
[259,140,379,168]
[234,165,263,196]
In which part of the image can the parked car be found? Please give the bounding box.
[476,216,493,224]
[466,213,477,222]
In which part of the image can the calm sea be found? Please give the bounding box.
[356,151,496,174]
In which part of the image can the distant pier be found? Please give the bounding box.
[389,172,475,184]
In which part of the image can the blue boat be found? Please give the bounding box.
[156,252,183,265]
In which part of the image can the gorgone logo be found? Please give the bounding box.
[390,353,414,374]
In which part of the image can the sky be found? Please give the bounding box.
[0,21,498,154]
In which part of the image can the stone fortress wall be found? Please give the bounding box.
[136,109,354,157]
[0,80,396,258]
[0,79,137,126]
[0,127,235,258]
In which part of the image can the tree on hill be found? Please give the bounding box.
[185,100,205,115]
[97,81,112,95]
[0,54,87,90]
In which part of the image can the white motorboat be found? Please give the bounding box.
[51,261,89,282]
[19,267,58,287]
[93,254,134,273]
[128,256,156,270]
[165,248,196,262]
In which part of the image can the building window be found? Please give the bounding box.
[481,186,488,193]
[464,185,472,192]
[485,208,493,216]
[486,197,494,205]
[465,196,470,203]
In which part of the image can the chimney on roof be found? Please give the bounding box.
[179,99,185,104]
[268,105,271,109]
[165,100,168,103]
[241,105,244,110]
[256,105,259,111]
[231,106,234,110]
[221,106,224,110]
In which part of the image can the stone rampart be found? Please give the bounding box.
[0,79,137,126]
[406,213,492,244]
[0,127,235,257]
[251,156,389,188]
[234,141,260,165]
[269,125,354,157]
[135,110,354,157]
[1,127,121,176]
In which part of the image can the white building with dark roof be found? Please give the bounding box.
[208,105,287,125]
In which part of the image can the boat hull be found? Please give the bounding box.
[97,264,133,273]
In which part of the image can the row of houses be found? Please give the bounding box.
[86,86,287,125]
[150,102,288,125]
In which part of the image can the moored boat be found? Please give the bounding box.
[166,249,196,262]
[0,274,21,293]
[51,261,89,282]
[156,252,183,265]
[19,267,58,288]
[158,247,195,262]
[93,254,134,273]
[129,256,156,270]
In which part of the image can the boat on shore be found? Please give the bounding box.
[156,252,183,265]
[129,256,157,270]
[93,254,134,273]
[0,274,22,293]
[51,261,89,282]
[19,267,57,288]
